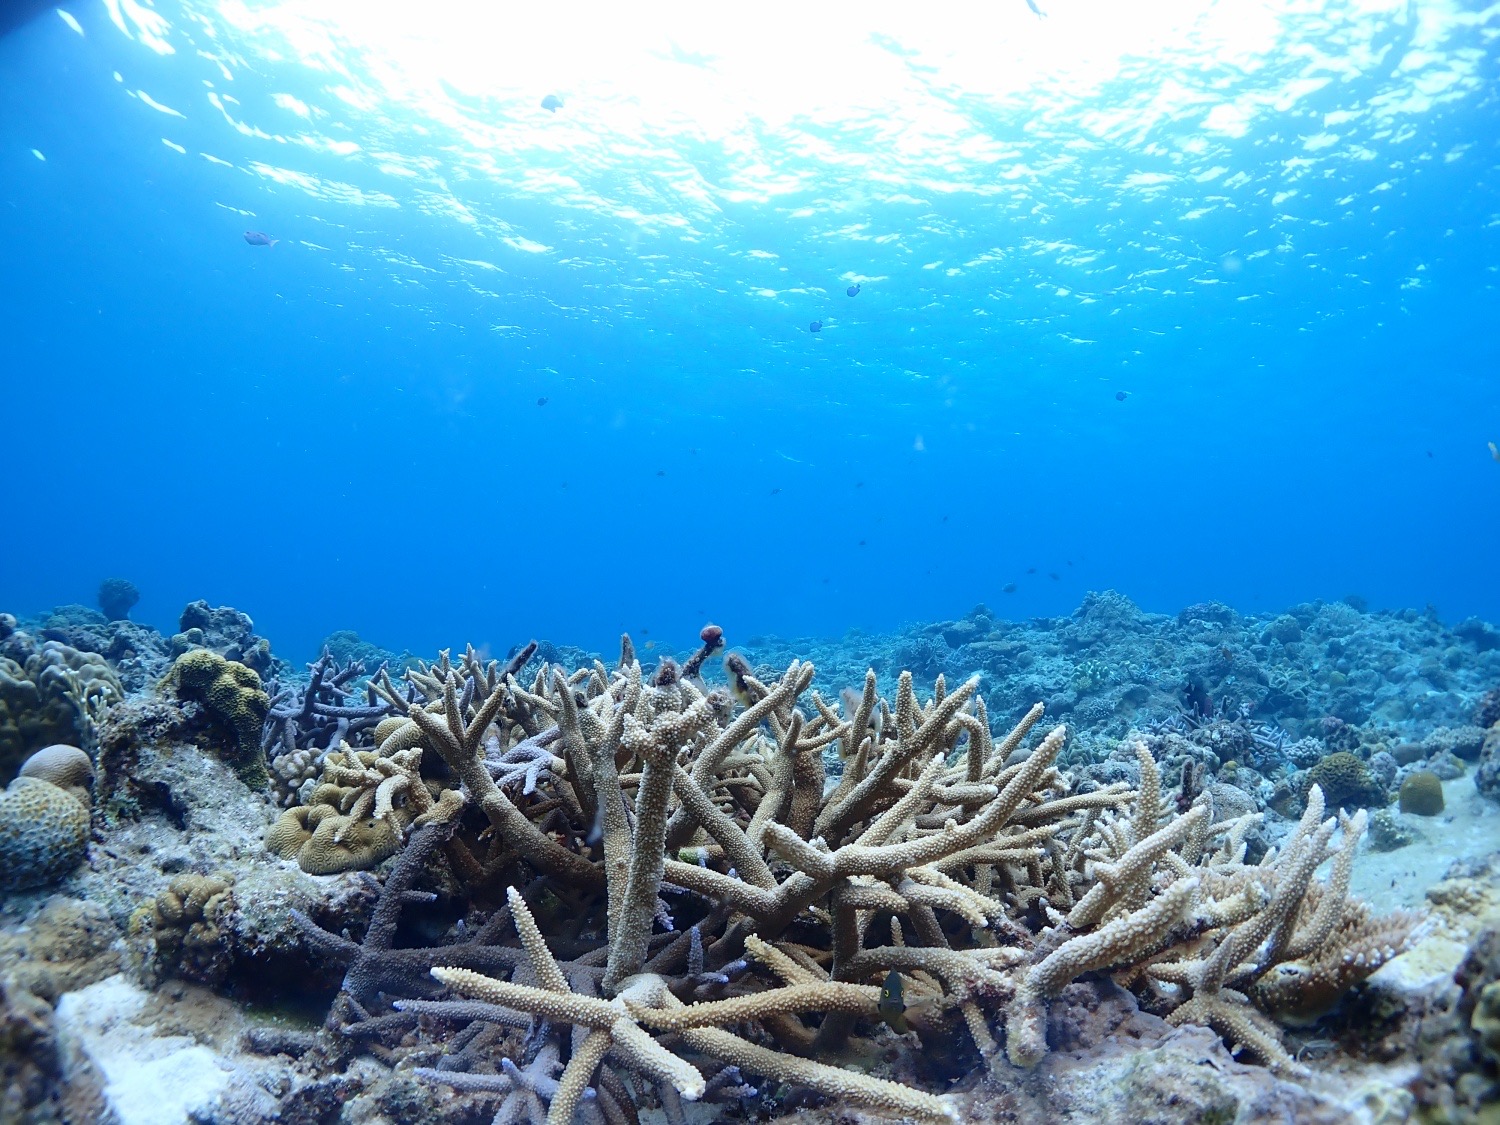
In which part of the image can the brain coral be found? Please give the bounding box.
[0,775,90,891]
[18,744,94,808]
[1398,771,1445,816]
[1304,751,1385,810]
[166,650,270,788]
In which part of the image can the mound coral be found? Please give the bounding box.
[146,874,235,984]
[1399,770,1445,816]
[283,639,1417,1120]
[1304,750,1385,809]
[0,746,92,891]
[165,650,270,788]
[0,640,123,778]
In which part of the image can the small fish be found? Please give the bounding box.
[243,231,278,247]
[770,487,781,495]
[1049,572,1060,581]
[878,971,910,1033]
[656,469,666,477]
[1025,0,1046,17]
[809,320,822,333]
[1027,567,1037,574]
[846,283,861,297]
[1115,390,1128,401]
[536,397,549,407]
[1490,441,1499,462]
[1003,582,1017,594]
[858,539,867,547]
[541,94,564,112]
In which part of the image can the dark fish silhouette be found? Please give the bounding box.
[1003,582,1017,593]
[1027,567,1037,574]
[243,231,278,247]
[656,470,666,477]
[1049,572,1060,581]
[1115,390,1128,401]
[878,971,910,1033]
[846,283,861,297]
[809,320,822,333]
[536,397,549,406]
[541,94,564,112]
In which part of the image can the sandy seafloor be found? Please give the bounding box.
[1,590,1498,1125]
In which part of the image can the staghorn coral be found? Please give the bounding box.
[262,647,396,807]
[272,637,1421,1122]
[165,649,271,788]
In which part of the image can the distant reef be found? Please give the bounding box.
[0,592,1498,1124]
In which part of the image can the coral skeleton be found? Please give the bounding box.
[283,640,1419,1121]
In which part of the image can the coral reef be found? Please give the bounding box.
[164,650,270,788]
[272,640,1417,1122]
[0,592,1496,1124]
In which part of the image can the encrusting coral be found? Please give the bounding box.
[284,632,1420,1121]
[164,649,270,788]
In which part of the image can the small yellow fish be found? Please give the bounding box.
[878,970,910,1033]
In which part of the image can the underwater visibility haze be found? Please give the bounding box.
[3,2,1500,1124]
[0,0,1498,655]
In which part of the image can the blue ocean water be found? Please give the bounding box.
[1,0,1497,663]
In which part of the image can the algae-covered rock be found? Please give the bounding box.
[165,650,270,789]
[1398,771,1445,816]
[169,600,273,677]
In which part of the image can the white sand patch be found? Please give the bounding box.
[55,975,232,1125]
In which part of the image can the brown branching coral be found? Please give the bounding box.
[286,635,1418,1121]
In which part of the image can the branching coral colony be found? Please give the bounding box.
[285,630,1421,1123]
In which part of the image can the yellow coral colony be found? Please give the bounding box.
[290,645,1417,1118]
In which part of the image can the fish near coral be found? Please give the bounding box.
[878,970,910,1033]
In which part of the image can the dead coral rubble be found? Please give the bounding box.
[284,635,1418,1122]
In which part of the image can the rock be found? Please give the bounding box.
[1369,808,1420,851]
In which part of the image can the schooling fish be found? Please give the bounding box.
[846,283,861,297]
[878,970,910,1033]
[243,231,278,247]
